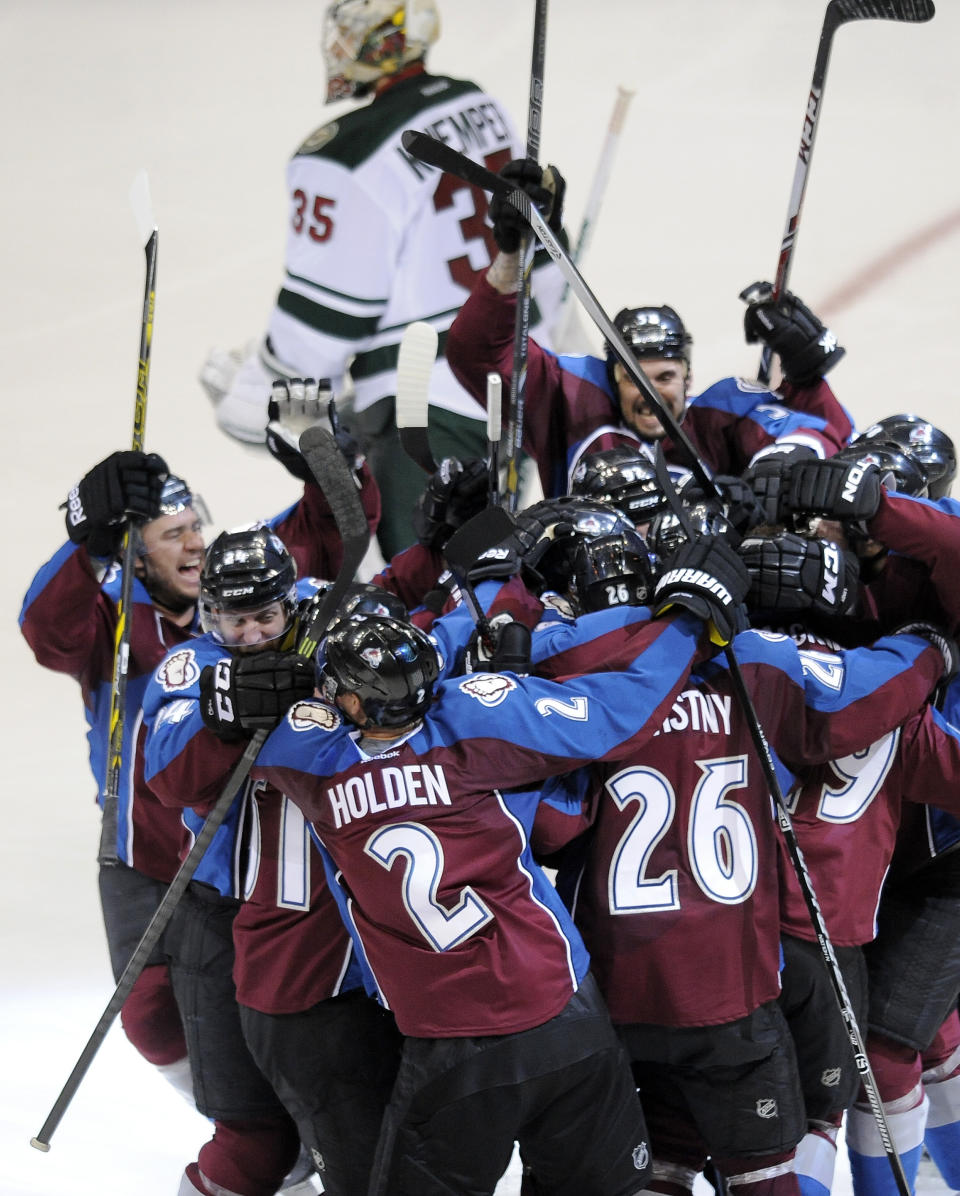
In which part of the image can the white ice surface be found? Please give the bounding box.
[3,1,960,1192]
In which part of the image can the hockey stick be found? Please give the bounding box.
[757,0,935,383]
[486,373,503,508]
[400,130,719,500]
[98,171,158,867]
[552,85,635,349]
[650,448,912,1196]
[31,428,368,1153]
[441,506,518,651]
[503,0,549,513]
[395,321,439,473]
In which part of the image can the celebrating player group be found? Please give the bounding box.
[21,2,959,1195]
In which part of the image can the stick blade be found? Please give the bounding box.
[129,170,156,247]
[396,321,439,472]
[443,507,517,576]
[831,0,934,21]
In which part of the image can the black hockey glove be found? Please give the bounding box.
[412,457,489,551]
[489,159,566,254]
[740,280,846,385]
[465,614,532,675]
[782,457,882,524]
[892,622,959,693]
[738,531,859,619]
[199,652,316,743]
[653,535,750,646]
[63,450,168,557]
[266,380,363,481]
[743,446,819,526]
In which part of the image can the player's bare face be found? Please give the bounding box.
[138,509,205,612]
[615,358,689,441]
[218,601,289,654]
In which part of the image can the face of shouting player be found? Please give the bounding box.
[216,601,291,654]
[614,356,690,441]
[136,508,206,620]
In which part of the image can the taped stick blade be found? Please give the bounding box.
[830,0,934,20]
[396,321,439,472]
[129,170,156,248]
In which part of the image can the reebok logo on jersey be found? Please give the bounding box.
[158,648,200,692]
[658,568,733,606]
[289,701,341,733]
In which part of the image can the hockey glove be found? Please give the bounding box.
[782,457,882,524]
[892,622,959,692]
[465,614,532,675]
[412,457,490,551]
[266,379,363,481]
[743,446,820,526]
[653,536,750,646]
[489,159,566,254]
[63,450,168,557]
[740,280,846,385]
[739,531,859,619]
[199,652,316,743]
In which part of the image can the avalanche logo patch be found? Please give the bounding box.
[540,592,575,619]
[459,673,517,707]
[289,701,341,733]
[158,648,200,691]
[361,646,383,670]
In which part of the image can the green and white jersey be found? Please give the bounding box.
[266,71,562,420]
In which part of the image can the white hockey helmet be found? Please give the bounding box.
[322,0,440,102]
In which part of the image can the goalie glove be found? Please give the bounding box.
[653,536,750,646]
[740,280,845,385]
[412,458,489,551]
[63,450,168,558]
[199,651,316,743]
[489,159,566,254]
[738,531,859,619]
[266,379,363,482]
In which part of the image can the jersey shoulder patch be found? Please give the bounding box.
[288,700,342,733]
[458,673,517,707]
[157,648,202,692]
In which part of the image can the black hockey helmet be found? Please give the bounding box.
[647,496,736,569]
[316,614,440,728]
[857,414,956,499]
[831,440,929,498]
[570,446,670,525]
[515,495,636,594]
[605,305,692,370]
[199,524,298,644]
[570,529,657,613]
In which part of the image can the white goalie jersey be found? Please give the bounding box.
[216,71,563,443]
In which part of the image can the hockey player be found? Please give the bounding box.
[144,527,403,1196]
[201,0,565,557]
[215,540,756,1196]
[445,158,853,503]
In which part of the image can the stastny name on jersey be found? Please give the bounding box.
[328,763,451,828]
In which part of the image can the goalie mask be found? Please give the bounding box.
[316,614,440,728]
[570,529,657,613]
[199,525,298,649]
[570,447,670,526]
[857,414,956,499]
[322,0,440,102]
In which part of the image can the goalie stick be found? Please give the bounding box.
[99,170,158,867]
[503,0,549,513]
[400,129,720,502]
[757,0,935,383]
[31,427,368,1153]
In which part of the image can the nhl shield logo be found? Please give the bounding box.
[756,1098,778,1119]
[822,1067,841,1088]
